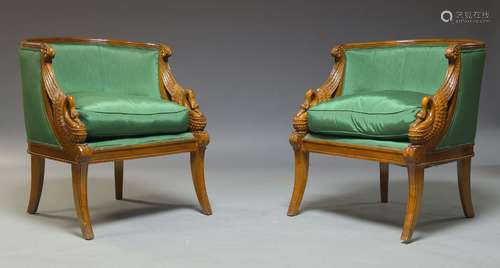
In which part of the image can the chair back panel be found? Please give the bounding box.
[342,45,449,96]
[51,43,161,98]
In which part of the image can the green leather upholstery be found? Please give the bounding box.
[19,42,196,149]
[342,45,448,96]
[73,93,189,139]
[308,91,424,140]
[19,48,61,148]
[307,45,485,149]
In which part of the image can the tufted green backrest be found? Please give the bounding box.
[342,45,449,96]
[50,43,161,98]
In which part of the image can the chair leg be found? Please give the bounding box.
[190,148,212,215]
[287,148,310,216]
[400,165,424,243]
[380,162,389,203]
[114,160,123,200]
[27,155,45,214]
[71,162,94,240]
[458,157,474,218]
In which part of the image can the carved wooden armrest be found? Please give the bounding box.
[38,43,87,148]
[408,44,462,150]
[159,44,186,105]
[158,44,209,146]
[291,45,346,137]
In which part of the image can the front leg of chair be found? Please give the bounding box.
[190,142,212,215]
[401,165,424,243]
[71,162,94,240]
[27,155,45,214]
[287,147,310,216]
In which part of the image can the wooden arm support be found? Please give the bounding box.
[290,45,346,148]
[408,44,462,150]
[158,44,209,148]
[36,43,91,159]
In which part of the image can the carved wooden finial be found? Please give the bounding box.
[159,44,173,60]
[445,44,461,62]
[40,43,55,62]
[330,45,345,62]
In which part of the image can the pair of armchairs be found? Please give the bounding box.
[19,38,486,242]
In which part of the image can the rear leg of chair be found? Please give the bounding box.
[114,160,123,200]
[27,155,45,214]
[287,148,310,216]
[72,162,94,240]
[380,162,389,203]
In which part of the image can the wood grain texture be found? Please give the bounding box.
[27,155,45,214]
[114,160,124,200]
[401,165,424,243]
[458,158,474,218]
[190,148,212,215]
[287,149,310,216]
[71,162,94,240]
[379,163,389,203]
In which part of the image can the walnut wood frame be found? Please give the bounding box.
[21,37,212,240]
[287,39,484,243]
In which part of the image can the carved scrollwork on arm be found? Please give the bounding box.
[39,43,89,157]
[316,45,346,102]
[158,44,209,147]
[292,89,318,135]
[185,89,209,148]
[159,44,186,105]
[408,44,462,149]
[290,45,346,148]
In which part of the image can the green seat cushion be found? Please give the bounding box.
[72,93,189,139]
[308,90,425,140]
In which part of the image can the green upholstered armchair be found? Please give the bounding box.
[19,37,212,240]
[287,39,486,242]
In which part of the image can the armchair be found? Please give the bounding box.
[19,37,212,240]
[287,39,486,242]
